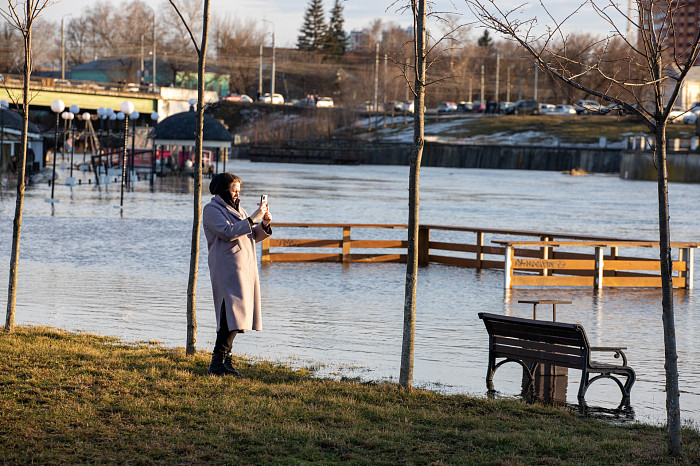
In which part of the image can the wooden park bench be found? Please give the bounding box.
[478,312,636,408]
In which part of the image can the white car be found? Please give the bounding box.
[574,100,602,114]
[683,113,697,124]
[315,97,334,108]
[551,104,577,115]
[259,93,284,105]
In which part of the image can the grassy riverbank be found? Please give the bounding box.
[2,326,699,464]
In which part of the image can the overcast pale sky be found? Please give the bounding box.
[43,0,625,48]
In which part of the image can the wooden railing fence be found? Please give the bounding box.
[261,223,697,289]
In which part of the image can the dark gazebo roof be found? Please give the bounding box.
[152,107,232,148]
[0,108,41,136]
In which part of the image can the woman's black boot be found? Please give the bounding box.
[223,354,243,377]
[208,352,228,376]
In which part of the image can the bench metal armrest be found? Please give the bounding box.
[590,346,628,366]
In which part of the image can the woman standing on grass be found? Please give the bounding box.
[202,172,272,376]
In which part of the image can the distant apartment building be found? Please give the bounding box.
[642,0,700,65]
[639,1,700,109]
[348,30,369,51]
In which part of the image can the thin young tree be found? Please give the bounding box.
[465,0,693,455]
[395,0,463,388]
[169,0,210,355]
[2,0,50,332]
[398,0,427,389]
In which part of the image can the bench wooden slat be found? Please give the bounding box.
[492,336,586,357]
[485,321,585,347]
[493,344,585,368]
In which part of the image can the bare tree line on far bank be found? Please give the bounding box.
[0,0,640,109]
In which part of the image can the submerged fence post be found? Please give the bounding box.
[683,247,694,290]
[476,231,484,270]
[261,237,270,263]
[540,236,551,276]
[610,246,618,278]
[418,226,430,266]
[342,226,351,263]
[594,246,604,289]
[504,244,513,289]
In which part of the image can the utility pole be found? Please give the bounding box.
[152,16,157,92]
[61,18,65,80]
[627,0,635,41]
[140,34,144,82]
[494,53,500,102]
[480,64,484,106]
[507,65,511,102]
[271,29,276,99]
[533,65,538,100]
[373,42,379,111]
[258,44,263,98]
[518,70,522,100]
[383,53,388,106]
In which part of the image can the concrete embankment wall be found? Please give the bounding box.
[363,143,622,173]
[620,151,700,183]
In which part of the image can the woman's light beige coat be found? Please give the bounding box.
[202,195,271,331]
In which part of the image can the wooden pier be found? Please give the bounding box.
[261,223,697,289]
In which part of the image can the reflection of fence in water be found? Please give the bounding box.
[261,223,697,289]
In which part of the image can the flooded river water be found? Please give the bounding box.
[1,160,699,426]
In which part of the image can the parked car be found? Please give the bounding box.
[437,101,458,112]
[683,113,697,124]
[506,99,540,115]
[457,101,473,112]
[669,110,687,123]
[315,97,334,108]
[550,104,577,115]
[499,101,514,113]
[539,103,556,112]
[259,92,284,104]
[224,93,253,103]
[472,101,485,113]
[574,100,602,114]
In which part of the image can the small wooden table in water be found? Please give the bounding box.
[517,299,573,402]
[518,299,572,322]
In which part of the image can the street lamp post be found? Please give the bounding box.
[60,111,73,182]
[81,112,91,164]
[0,100,8,170]
[149,111,158,185]
[49,99,65,200]
[130,110,139,187]
[263,19,276,101]
[68,104,79,180]
[119,101,134,211]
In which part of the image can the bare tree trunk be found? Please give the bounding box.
[400,0,426,389]
[5,2,33,332]
[185,0,210,355]
[655,124,682,454]
[650,50,682,454]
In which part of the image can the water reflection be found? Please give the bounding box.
[0,161,699,427]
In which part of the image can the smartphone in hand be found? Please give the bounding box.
[260,194,268,205]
